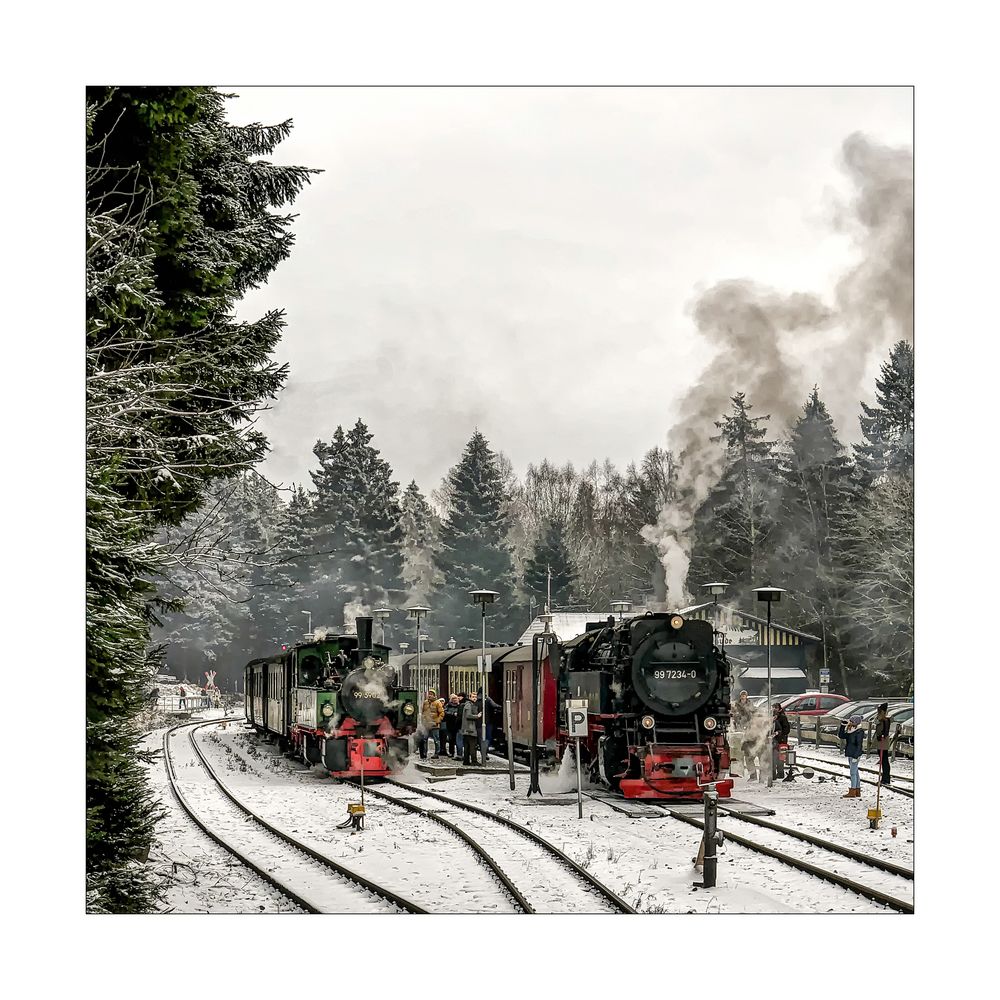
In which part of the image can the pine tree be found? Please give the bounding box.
[854,341,914,485]
[307,420,405,627]
[843,477,914,693]
[688,393,781,595]
[432,431,519,644]
[772,388,858,692]
[86,88,313,911]
[256,484,315,648]
[524,519,578,610]
[399,481,441,607]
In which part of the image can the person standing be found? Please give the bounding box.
[443,694,462,758]
[731,691,758,780]
[477,688,501,763]
[838,714,864,797]
[178,684,187,710]
[771,702,791,779]
[461,691,482,765]
[454,693,468,760]
[418,689,445,760]
[874,702,892,786]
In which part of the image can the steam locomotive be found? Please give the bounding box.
[245,616,418,779]
[560,612,734,799]
[391,611,733,800]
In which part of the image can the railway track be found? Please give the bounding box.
[793,753,914,798]
[359,779,634,914]
[164,720,425,914]
[652,803,913,913]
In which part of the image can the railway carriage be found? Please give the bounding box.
[390,641,561,755]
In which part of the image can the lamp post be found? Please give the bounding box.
[470,590,499,764]
[300,610,312,639]
[447,637,457,650]
[702,582,729,647]
[372,606,392,646]
[610,599,633,623]
[528,610,554,795]
[752,585,785,788]
[406,606,430,689]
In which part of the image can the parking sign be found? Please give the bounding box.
[567,699,588,737]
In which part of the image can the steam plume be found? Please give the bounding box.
[644,133,912,605]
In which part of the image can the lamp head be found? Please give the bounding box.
[469,589,499,606]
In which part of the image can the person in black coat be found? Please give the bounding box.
[771,703,791,778]
[476,688,502,763]
[442,694,462,758]
[874,702,892,786]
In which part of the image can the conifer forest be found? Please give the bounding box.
[86,86,913,911]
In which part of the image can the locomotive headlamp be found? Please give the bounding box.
[402,702,415,716]
[321,703,334,718]
[362,656,376,669]
[641,715,655,729]
[703,716,717,731]
[670,615,685,630]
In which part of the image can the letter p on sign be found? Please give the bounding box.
[567,699,589,737]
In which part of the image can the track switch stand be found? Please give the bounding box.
[694,790,724,889]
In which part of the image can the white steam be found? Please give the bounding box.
[644,133,912,604]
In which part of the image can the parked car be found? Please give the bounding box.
[781,692,850,717]
[894,718,914,759]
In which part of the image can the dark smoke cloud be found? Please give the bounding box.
[644,133,912,605]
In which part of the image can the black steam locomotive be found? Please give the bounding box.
[245,616,419,779]
[560,612,734,799]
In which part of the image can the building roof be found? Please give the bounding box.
[516,612,622,644]
[679,602,822,643]
[737,666,807,680]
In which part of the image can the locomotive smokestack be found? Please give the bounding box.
[355,616,374,654]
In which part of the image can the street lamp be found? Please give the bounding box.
[470,589,499,764]
[447,637,457,650]
[300,610,312,638]
[372,606,392,645]
[702,582,729,647]
[610,599,633,623]
[398,642,410,656]
[406,605,430,689]
[752,585,786,788]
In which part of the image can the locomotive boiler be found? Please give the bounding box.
[560,612,734,799]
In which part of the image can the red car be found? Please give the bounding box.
[780,692,850,716]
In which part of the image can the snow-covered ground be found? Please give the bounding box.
[143,720,912,914]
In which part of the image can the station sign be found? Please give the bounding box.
[567,699,589,737]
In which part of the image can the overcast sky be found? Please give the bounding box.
[228,87,912,498]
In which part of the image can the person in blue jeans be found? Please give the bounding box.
[838,714,865,797]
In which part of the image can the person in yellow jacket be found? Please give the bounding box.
[419,689,446,759]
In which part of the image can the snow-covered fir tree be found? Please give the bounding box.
[431,431,520,644]
[687,393,782,595]
[772,388,858,692]
[523,519,578,610]
[399,480,441,608]
[854,340,914,485]
[306,420,405,629]
[86,87,313,911]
